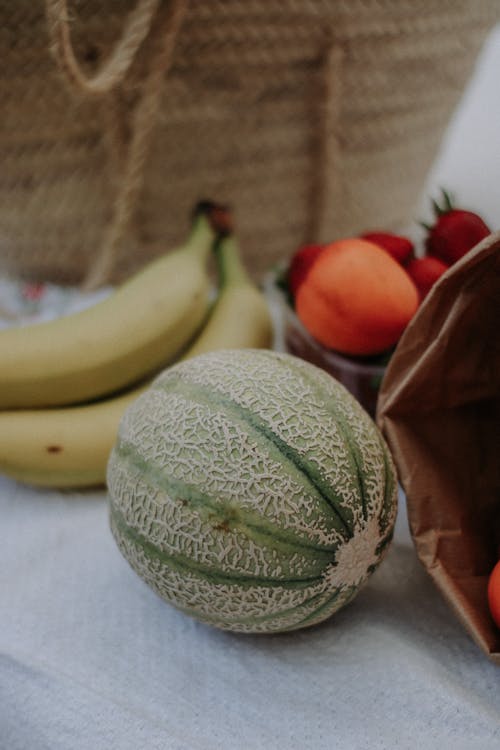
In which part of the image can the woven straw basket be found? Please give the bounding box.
[1,1,498,288]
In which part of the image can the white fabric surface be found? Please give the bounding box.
[1,484,499,750]
[2,25,500,750]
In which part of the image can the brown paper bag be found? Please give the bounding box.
[377,232,500,664]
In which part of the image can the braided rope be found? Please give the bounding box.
[306,37,344,244]
[45,0,161,95]
[83,0,189,290]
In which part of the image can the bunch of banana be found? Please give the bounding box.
[0,203,220,410]
[0,207,273,489]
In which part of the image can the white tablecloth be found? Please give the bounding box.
[2,25,500,750]
[2,483,499,750]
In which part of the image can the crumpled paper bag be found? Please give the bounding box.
[377,232,500,664]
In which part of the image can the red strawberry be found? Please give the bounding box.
[406,256,449,301]
[287,243,324,298]
[360,231,414,266]
[424,189,490,265]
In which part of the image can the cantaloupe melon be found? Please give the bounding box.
[107,349,397,633]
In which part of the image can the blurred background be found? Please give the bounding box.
[1,2,499,289]
[417,21,500,233]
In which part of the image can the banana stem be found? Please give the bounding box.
[185,210,218,263]
[214,234,253,288]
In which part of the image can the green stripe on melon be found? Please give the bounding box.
[107,349,397,633]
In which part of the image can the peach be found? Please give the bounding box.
[295,238,419,356]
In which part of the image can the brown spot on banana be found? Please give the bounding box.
[46,445,63,453]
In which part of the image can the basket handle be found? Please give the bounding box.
[45,0,162,95]
[46,0,188,289]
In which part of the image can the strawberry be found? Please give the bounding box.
[287,243,324,298]
[406,256,449,301]
[424,189,491,265]
[360,231,414,266]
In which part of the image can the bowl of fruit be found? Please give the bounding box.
[273,190,492,417]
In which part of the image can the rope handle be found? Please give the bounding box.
[83,0,188,290]
[45,0,189,289]
[45,0,162,95]
[306,37,344,245]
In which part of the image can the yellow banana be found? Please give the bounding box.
[183,233,273,359]
[0,232,273,488]
[0,206,216,409]
[0,387,147,489]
